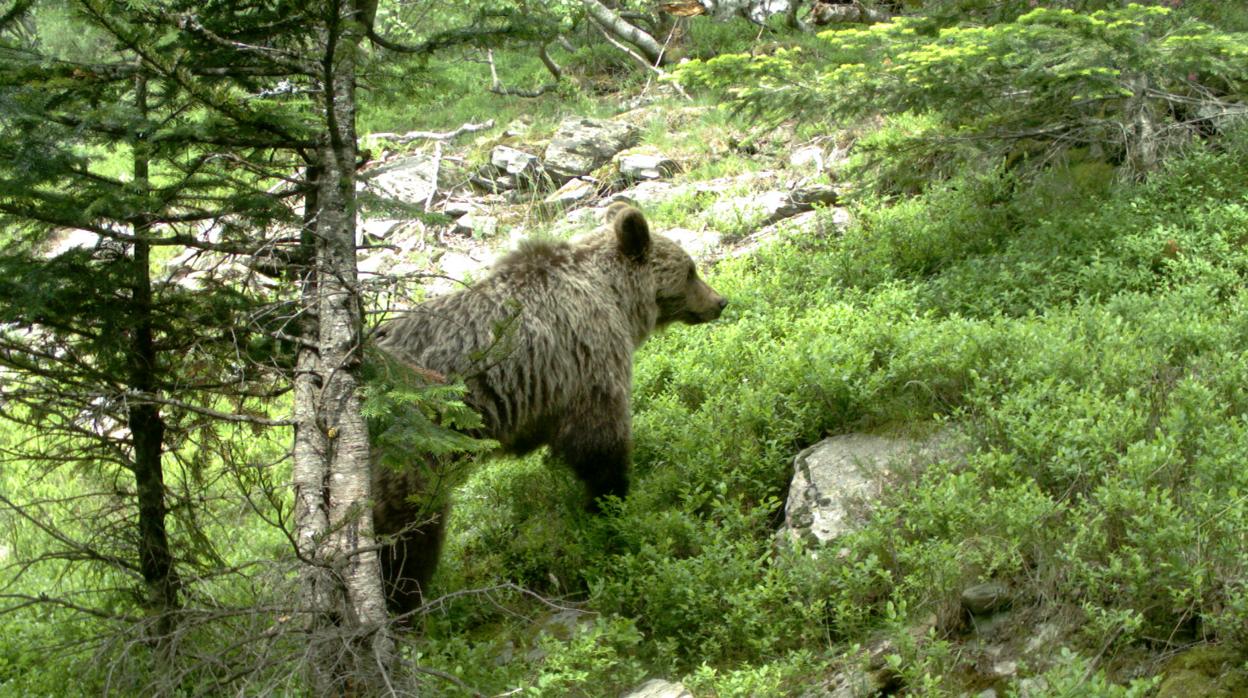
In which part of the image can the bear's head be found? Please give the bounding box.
[610,202,728,327]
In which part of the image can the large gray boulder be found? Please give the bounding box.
[617,152,679,181]
[543,177,598,211]
[660,227,722,260]
[489,145,547,190]
[490,145,543,177]
[705,184,840,235]
[721,208,851,262]
[779,433,951,548]
[360,153,445,209]
[543,117,640,182]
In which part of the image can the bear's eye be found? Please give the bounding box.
[686,264,696,282]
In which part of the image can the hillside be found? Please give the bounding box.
[340,62,1248,698]
[3,3,1248,696]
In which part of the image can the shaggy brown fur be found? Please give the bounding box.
[372,204,727,614]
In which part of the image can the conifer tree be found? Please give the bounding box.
[0,3,294,651]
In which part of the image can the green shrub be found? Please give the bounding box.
[432,123,1248,691]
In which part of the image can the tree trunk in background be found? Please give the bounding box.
[128,69,179,638]
[1125,73,1159,178]
[291,2,393,692]
[785,0,808,30]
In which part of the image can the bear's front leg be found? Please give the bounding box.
[552,396,631,512]
[372,462,449,616]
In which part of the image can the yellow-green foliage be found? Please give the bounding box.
[675,5,1248,186]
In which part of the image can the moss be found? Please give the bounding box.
[1156,645,1248,698]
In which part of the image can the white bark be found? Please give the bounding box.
[582,0,667,65]
[293,1,393,691]
[1126,73,1159,176]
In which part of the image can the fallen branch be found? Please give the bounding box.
[368,120,495,143]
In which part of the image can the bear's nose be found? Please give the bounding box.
[718,297,729,310]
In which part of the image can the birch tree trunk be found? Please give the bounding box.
[291,1,393,692]
[582,0,667,65]
[1125,72,1159,178]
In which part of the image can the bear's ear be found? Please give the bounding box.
[613,205,651,263]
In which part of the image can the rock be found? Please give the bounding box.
[790,145,825,174]
[469,171,510,193]
[1015,677,1049,698]
[522,609,595,662]
[706,184,842,235]
[779,433,950,548]
[779,435,901,546]
[704,0,793,24]
[42,228,100,258]
[359,218,404,243]
[453,213,499,239]
[1155,645,1248,698]
[965,606,1014,635]
[538,609,590,642]
[990,659,1018,679]
[723,208,850,261]
[428,250,495,295]
[357,251,389,277]
[544,117,640,182]
[1195,103,1247,134]
[617,152,679,181]
[490,145,544,181]
[706,190,793,234]
[613,171,780,211]
[1024,622,1062,655]
[543,177,598,211]
[361,154,441,209]
[442,199,480,218]
[660,227,722,261]
[566,206,600,227]
[615,180,681,208]
[961,581,1011,616]
[387,261,424,280]
[503,118,532,139]
[622,679,693,698]
[824,668,887,698]
[791,183,839,208]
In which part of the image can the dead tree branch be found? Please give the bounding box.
[368,119,495,143]
[594,24,691,101]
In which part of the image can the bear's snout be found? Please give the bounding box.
[689,290,727,323]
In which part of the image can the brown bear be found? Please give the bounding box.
[371,203,727,614]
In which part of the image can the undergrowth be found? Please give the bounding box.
[425,124,1248,695]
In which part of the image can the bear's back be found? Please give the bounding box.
[376,235,644,450]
